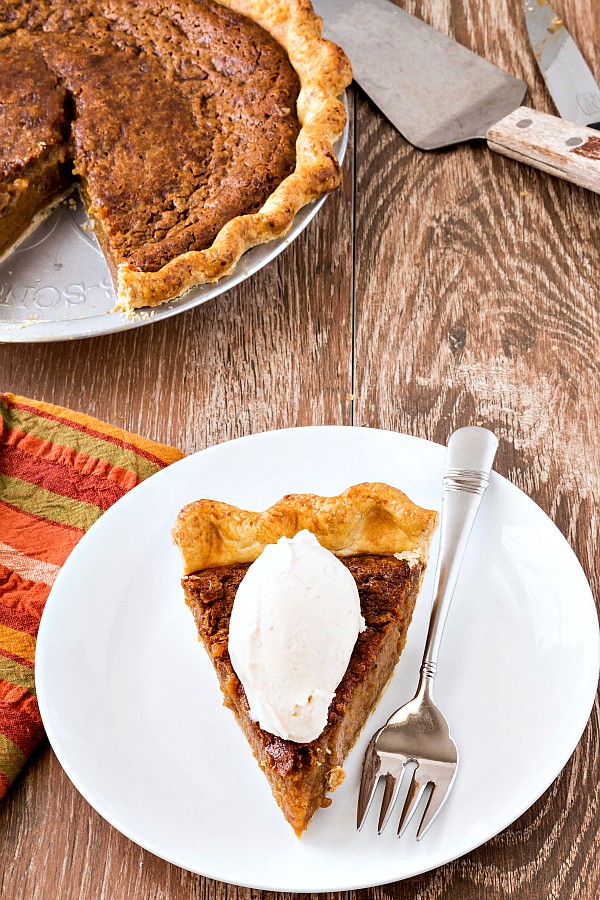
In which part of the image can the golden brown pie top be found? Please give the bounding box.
[0,1,350,312]
[173,482,439,574]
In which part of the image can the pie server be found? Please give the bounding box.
[524,0,600,130]
[313,0,600,194]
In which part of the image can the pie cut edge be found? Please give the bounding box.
[116,0,352,313]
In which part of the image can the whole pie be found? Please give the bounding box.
[173,483,438,835]
[0,1,350,313]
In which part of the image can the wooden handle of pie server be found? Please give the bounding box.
[487,106,600,194]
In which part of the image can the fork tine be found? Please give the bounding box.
[357,736,381,830]
[377,769,405,833]
[397,766,427,836]
[416,773,454,840]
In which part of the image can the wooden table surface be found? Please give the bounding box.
[1,0,599,897]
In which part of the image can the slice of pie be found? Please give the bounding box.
[0,1,350,314]
[173,483,438,835]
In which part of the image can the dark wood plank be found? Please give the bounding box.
[0,95,355,900]
[353,1,599,898]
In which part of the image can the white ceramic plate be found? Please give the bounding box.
[36,427,599,892]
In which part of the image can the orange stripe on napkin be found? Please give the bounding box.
[0,681,43,757]
[1,445,129,510]
[0,564,53,624]
[0,542,59,587]
[8,397,181,468]
[0,392,184,797]
[4,428,140,492]
[0,502,84,566]
[0,599,40,637]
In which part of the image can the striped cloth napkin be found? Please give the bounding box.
[0,392,183,799]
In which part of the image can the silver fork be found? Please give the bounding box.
[357,426,498,839]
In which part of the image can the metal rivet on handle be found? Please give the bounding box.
[517,118,533,129]
[565,136,584,147]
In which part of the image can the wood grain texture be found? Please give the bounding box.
[1,1,599,898]
[353,1,599,898]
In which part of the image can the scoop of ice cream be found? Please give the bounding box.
[228,529,366,743]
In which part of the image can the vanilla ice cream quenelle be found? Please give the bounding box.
[228,529,366,743]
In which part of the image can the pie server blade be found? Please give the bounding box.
[524,0,600,129]
[313,0,600,193]
[314,0,526,149]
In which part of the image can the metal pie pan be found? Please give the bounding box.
[0,97,348,343]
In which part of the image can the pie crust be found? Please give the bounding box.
[173,483,438,835]
[173,481,439,574]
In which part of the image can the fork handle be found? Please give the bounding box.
[419,427,498,692]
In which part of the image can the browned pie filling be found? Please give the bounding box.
[0,0,300,272]
[0,44,71,256]
[183,553,426,836]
